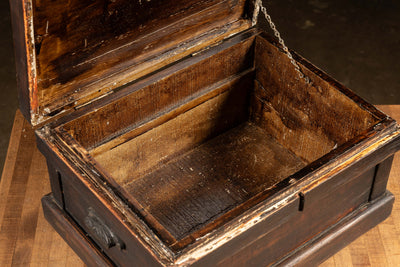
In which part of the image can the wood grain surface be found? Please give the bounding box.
[0,110,84,266]
[9,0,250,126]
[1,105,399,266]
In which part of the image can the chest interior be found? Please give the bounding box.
[50,29,381,250]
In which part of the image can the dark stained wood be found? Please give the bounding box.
[192,159,380,266]
[10,0,252,125]
[62,33,256,150]
[92,71,254,184]
[252,35,380,163]
[1,108,400,266]
[369,155,394,201]
[278,192,395,267]
[40,188,396,267]
[41,104,399,264]
[59,160,165,267]
[32,31,400,261]
[9,1,400,264]
[9,0,33,124]
[125,122,307,242]
[42,194,113,267]
[45,160,64,208]
[36,125,179,264]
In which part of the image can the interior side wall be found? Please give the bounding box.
[251,35,379,163]
[61,37,255,150]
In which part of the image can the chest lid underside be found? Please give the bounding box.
[11,0,253,126]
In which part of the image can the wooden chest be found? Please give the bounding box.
[10,0,400,266]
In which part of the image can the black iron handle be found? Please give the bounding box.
[84,207,126,250]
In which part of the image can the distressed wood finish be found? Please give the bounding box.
[33,30,400,265]
[94,76,255,184]
[63,32,257,152]
[9,1,400,265]
[252,34,380,163]
[9,0,33,124]
[9,0,252,125]
[38,31,397,253]
[124,123,307,242]
[1,108,400,266]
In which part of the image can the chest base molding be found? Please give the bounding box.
[42,191,394,267]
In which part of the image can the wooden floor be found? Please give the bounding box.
[1,106,399,266]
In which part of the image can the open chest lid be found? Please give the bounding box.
[10,0,254,126]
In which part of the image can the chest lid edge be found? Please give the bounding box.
[10,0,253,126]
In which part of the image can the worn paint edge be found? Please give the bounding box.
[23,0,38,125]
[174,195,297,265]
[173,128,400,265]
[36,123,400,265]
[36,129,176,264]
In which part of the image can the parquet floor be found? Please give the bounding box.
[1,106,399,266]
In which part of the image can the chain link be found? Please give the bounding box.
[255,1,310,84]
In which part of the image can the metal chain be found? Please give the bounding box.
[254,0,310,83]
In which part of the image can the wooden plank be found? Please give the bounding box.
[48,226,71,265]
[349,233,371,266]
[10,149,47,265]
[11,0,250,125]
[378,215,400,266]
[8,1,32,123]
[0,111,25,223]
[332,247,352,267]
[0,112,36,266]
[125,122,307,242]
[65,34,256,151]
[364,227,389,266]
[30,202,58,266]
[0,111,84,266]
[93,73,254,185]
[253,35,381,164]
[0,106,399,266]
